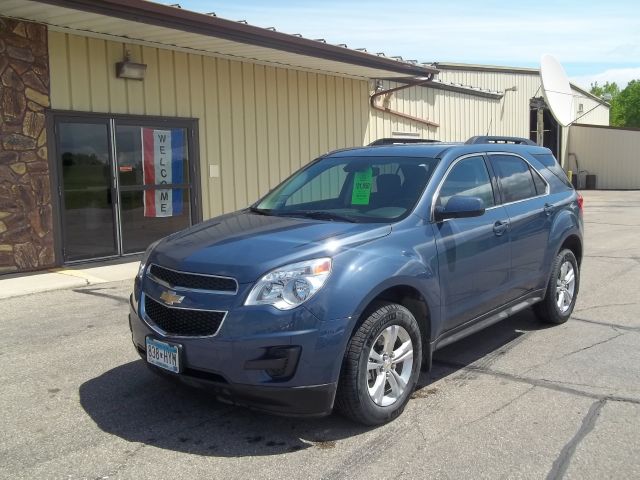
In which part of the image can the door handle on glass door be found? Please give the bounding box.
[493,220,509,236]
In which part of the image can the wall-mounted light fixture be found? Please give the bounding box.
[116,51,147,80]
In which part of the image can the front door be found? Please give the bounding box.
[433,154,512,330]
[54,114,199,263]
[57,120,118,261]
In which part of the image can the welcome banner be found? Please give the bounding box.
[142,128,184,217]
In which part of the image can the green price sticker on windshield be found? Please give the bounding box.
[351,167,373,205]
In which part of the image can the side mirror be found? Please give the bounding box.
[434,195,485,221]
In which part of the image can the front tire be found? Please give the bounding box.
[336,302,422,425]
[535,248,580,324]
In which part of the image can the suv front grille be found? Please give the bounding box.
[148,264,237,293]
[144,295,226,337]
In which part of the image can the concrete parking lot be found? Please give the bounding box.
[1,190,639,479]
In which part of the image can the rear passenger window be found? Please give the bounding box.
[438,156,495,209]
[531,168,547,195]
[490,155,538,203]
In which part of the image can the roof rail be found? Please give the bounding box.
[369,138,441,146]
[466,136,537,146]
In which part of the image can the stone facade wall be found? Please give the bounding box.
[0,17,53,273]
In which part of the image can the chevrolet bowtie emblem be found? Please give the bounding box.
[160,290,185,306]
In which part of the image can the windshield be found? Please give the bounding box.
[254,156,439,223]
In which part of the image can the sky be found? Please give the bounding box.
[161,0,640,90]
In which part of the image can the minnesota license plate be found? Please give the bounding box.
[146,337,181,373]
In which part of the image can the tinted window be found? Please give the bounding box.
[533,153,573,188]
[532,168,547,195]
[438,156,495,208]
[491,155,537,203]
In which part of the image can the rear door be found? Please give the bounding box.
[433,154,512,330]
[489,153,552,297]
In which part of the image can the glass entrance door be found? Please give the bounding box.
[115,124,191,254]
[57,121,119,261]
[54,115,197,263]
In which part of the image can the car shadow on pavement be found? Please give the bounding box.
[416,308,552,394]
[79,309,548,457]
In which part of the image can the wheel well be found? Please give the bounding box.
[363,285,431,354]
[560,234,583,266]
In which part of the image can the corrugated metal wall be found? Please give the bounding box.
[48,31,370,219]
[568,125,640,189]
[370,69,609,143]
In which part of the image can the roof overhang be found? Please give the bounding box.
[0,0,439,80]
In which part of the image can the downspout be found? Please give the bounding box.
[370,75,439,128]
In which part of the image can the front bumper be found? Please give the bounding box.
[129,294,349,417]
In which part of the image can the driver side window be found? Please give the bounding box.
[438,156,495,209]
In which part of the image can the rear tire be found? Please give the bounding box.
[336,302,422,425]
[535,248,580,324]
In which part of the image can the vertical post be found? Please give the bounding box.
[536,106,545,146]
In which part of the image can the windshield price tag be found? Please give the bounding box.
[351,167,373,205]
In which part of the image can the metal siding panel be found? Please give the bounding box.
[243,62,259,204]
[48,31,71,110]
[174,51,191,118]
[253,65,271,197]
[229,60,247,209]
[265,66,280,189]
[187,53,209,219]
[105,40,127,114]
[141,46,161,116]
[336,77,346,148]
[157,48,176,117]
[67,34,91,110]
[569,126,640,189]
[317,75,329,154]
[86,37,109,112]
[276,68,290,182]
[287,69,301,172]
[307,73,320,158]
[216,58,235,212]
[297,71,311,165]
[125,43,145,115]
[202,56,222,217]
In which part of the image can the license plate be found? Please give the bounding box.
[146,337,181,373]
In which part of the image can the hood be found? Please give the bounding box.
[151,211,391,283]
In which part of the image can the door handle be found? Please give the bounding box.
[544,203,555,216]
[493,220,509,236]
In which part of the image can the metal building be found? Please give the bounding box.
[0,0,611,273]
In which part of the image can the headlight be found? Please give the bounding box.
[245,258,332,310]
[137,239,161,279]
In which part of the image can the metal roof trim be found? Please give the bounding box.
[35,0,438,77]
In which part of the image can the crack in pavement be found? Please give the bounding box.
[574,302,638,314]
[545,399,606,480]
[572,316,640,332]
[433,360,640,406]
[519,331,626,376]
[391,385,537,480]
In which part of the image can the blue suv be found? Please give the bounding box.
[129,136,583,425]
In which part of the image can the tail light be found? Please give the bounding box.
[577,192,584,213]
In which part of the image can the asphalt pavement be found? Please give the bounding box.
[1,190,639,479]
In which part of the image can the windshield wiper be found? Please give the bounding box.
[277,210,358,223]
[248,206,273,216]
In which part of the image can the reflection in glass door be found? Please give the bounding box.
[54,115,197,263]
[115,124,191,254]
[58,121,118,261]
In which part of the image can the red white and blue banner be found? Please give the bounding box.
[142,128,184,217]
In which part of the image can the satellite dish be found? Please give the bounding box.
[540,54,574,127]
